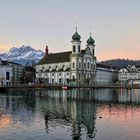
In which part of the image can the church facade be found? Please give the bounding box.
[35,30,116,85]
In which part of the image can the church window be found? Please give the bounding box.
[91,64,93,70]
[72,76,75,81]
[59,78,62,83]
[79,62,81,69]
[59,73,61,76]
[87,62,90,69]
[79,73,80,79]
[73,62,75,69]
[78,45,80,52]
[73,45,76,52]
[84,63,86,69]
[93,49,94,56]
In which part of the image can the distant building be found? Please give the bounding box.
[118,65,140,83]
[0,59,12,86]
[23,66,36,83]
[96,63,117,84]
[35,30,116,85]
[0,60,24,84]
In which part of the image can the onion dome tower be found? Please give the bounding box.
[71,28,81,54]
[86,33,95,56]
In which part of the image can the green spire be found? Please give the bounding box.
[86,33,95,45]
[72,27,81,41]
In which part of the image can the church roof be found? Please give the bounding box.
[38,50,86,65]
[87,36,95,45]
[72,31,81,41]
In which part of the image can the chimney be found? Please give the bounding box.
[45,45,48,55]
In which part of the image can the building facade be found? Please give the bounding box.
[118,65,140,83]
[35,30,116,85]
[0,60,24,85]
[0,60,12,86]
[96,63,116,84]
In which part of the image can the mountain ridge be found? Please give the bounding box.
[101,59,140,69]
[0,45,45,65]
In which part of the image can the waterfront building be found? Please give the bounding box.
[0,60,24,84]
[96,63,116,84]
[118,65,140,83]
[23,66,36,83]
[0,59,12,86]
[35,30,116,85]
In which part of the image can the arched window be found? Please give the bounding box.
[87,62,90,69]
[78,45,80,52]
[73,45,75,52]
[84,63,86,69]
[93,49,94,56]
[79,62,81,69]
[73,62,75,69]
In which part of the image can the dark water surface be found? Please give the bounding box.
[0,88,140,140]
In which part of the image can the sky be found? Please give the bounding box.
[0,0,140,61]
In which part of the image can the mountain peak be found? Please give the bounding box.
[0,45,45,65]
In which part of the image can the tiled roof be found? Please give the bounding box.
[39,50,86,65]
[1,60,22,66]
[96,63,112,70]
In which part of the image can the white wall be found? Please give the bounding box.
[96,68,114,84]
[0,66,12,86]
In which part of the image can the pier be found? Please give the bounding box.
[0,83,138,92]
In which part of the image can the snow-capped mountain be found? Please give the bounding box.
[0,45,45,65]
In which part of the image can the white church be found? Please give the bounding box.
[35,30,116,85]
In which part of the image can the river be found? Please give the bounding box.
[0,88,140,140]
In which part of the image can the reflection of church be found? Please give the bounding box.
[36,89,97,139]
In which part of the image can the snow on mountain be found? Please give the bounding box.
[0,45,45,65]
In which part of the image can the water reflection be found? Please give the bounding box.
[35,89,140,139]
[0,88,140,140]
[36,90,97,139]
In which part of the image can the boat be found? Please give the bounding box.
[62,85,68,90]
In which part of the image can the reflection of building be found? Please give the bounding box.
[36,89,97,139]
[0,91,36,125]
[0,59,12,86]
[35,30,116,85]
